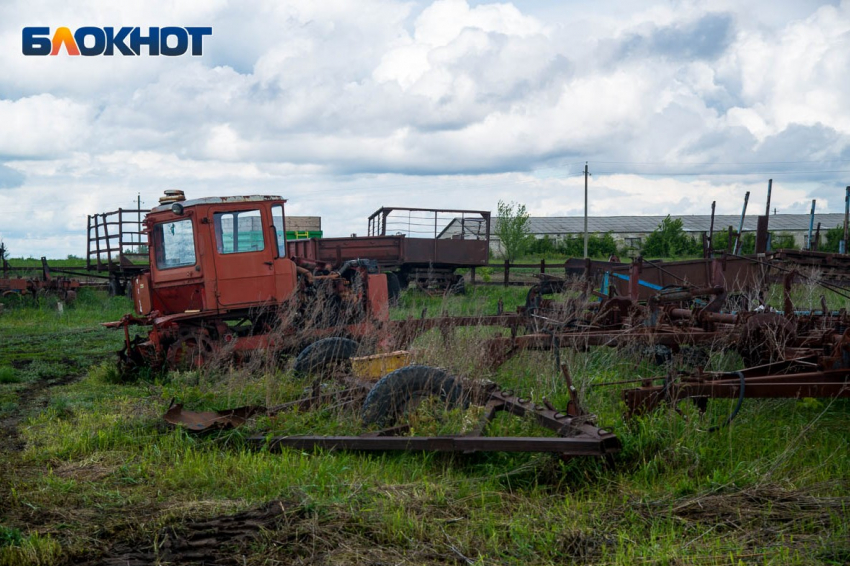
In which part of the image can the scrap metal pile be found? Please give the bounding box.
[513,255,850,421]
[101,191,849,463]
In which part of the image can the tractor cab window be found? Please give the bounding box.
[214,209,265,254]
[271,205,285,256]
[154,219,197,269]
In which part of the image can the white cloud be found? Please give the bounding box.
[720,3,850,138]
[0,95,91,158]
[1,0,849,257]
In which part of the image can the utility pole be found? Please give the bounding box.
[843,186,849,254]
[137,193,142,245]
[583,162,590,258]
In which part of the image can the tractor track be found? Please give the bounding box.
[72,500,299,566]
[0,325,118,453]
[0,370,83,453]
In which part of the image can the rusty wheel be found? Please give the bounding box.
[1,290,24,308]
[166,331,214,370]
[293,337,359,377]
[36,287,50,304]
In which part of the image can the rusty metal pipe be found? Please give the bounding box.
[655,286,724,303]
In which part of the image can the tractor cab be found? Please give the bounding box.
[113,191,388,372]
[132,192,297,316]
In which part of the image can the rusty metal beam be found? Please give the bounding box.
[624,369,850,416]
[252,434,619,455]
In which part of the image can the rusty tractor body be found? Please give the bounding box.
[108,193,389,371]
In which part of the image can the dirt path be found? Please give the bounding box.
[0,371,81,453]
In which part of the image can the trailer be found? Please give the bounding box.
[287,207,491,292]
[86,204,151,295]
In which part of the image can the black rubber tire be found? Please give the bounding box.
[108,278,126,297]
[386,272,401,304]
[293,337,359,376]
[361,365,466,426]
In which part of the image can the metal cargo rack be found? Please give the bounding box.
[86,207,150,294]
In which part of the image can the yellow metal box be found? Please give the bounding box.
[351,351,412,381]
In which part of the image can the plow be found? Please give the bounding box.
[103,191,849,463]
[165,365,620,458]
[0,247,81,305]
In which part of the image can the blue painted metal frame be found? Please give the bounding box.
[599,271,665,300]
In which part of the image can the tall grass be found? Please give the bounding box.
[0,287,847,565]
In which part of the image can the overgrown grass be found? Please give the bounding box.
[0,367,19,384]
[393,284,529,319]
[0,288,131,375]
[0,287,848,565]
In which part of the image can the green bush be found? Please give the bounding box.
[821,224,845,252]
[770,232,796,250]
[526,235,557,256]
[555,233,618,258]
[523,233,619,259]
[712,229,798,253]
[641,216,701,258]
[740,232,755,255]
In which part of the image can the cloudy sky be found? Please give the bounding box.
[1,0,849,257]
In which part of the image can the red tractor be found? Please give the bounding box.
[108,192,389,371]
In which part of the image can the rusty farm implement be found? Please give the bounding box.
[104,192,848,462]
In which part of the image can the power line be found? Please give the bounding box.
[591,159,850,165]
[593,169,850,177]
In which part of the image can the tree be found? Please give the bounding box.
[588,232,619,258]
[495,200,532,262]
[641,216,701,258]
